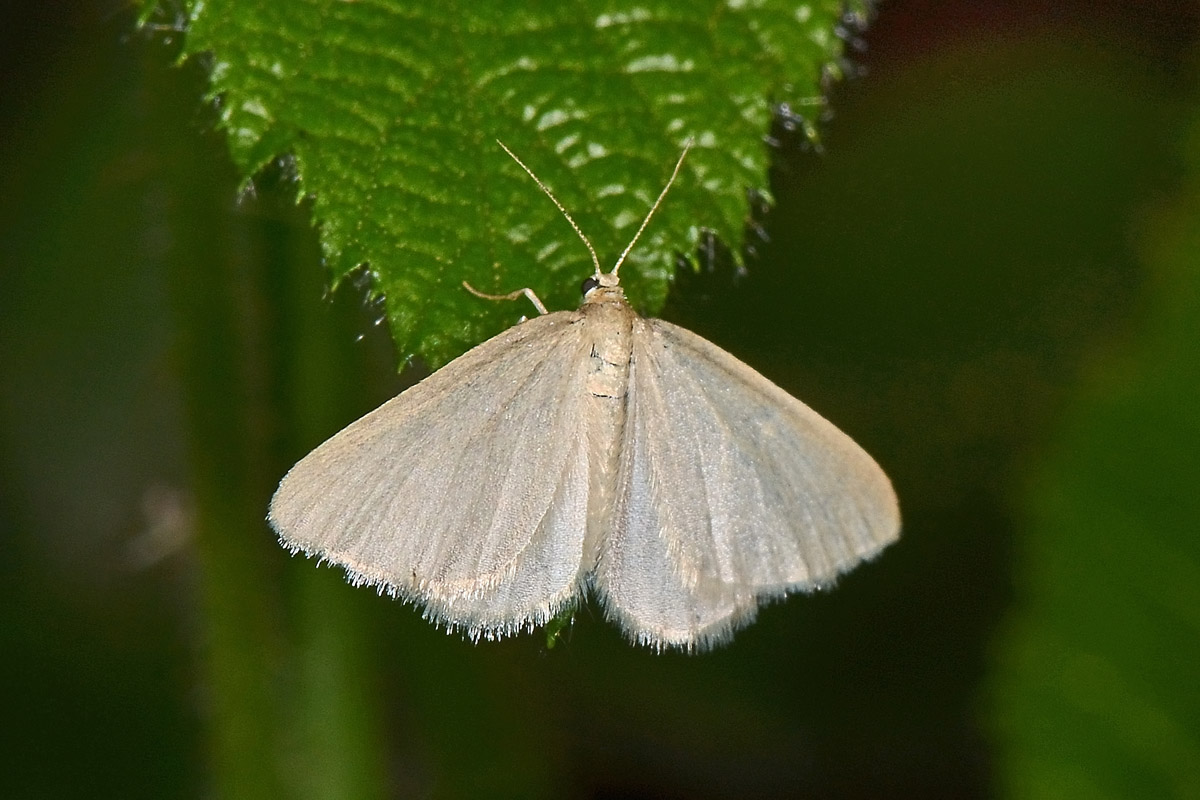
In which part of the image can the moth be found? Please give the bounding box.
[269,141,900,651]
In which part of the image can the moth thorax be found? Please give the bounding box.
[581,297,634,400]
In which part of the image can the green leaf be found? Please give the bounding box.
[542,602,577,650]
[987,123,1200,797]
[167,0,866,366]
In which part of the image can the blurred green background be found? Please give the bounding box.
[2,1,1197,798]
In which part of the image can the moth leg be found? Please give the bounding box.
[462,281,549,317]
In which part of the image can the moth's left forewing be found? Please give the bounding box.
[269,311,595,640]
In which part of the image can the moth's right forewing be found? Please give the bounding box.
[595,318,900,652]
[643,319,900,588]
[269,311,594,637]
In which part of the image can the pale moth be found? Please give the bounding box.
[269,141,900,651]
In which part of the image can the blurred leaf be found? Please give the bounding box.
[988,114,1200,797]
[164,0,867,366]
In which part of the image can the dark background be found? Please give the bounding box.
[2,1,1196,798]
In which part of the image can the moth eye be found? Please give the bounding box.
[580,276,600,296]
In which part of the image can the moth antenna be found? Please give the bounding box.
[497,140,603,279]
[612,137,693,278]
